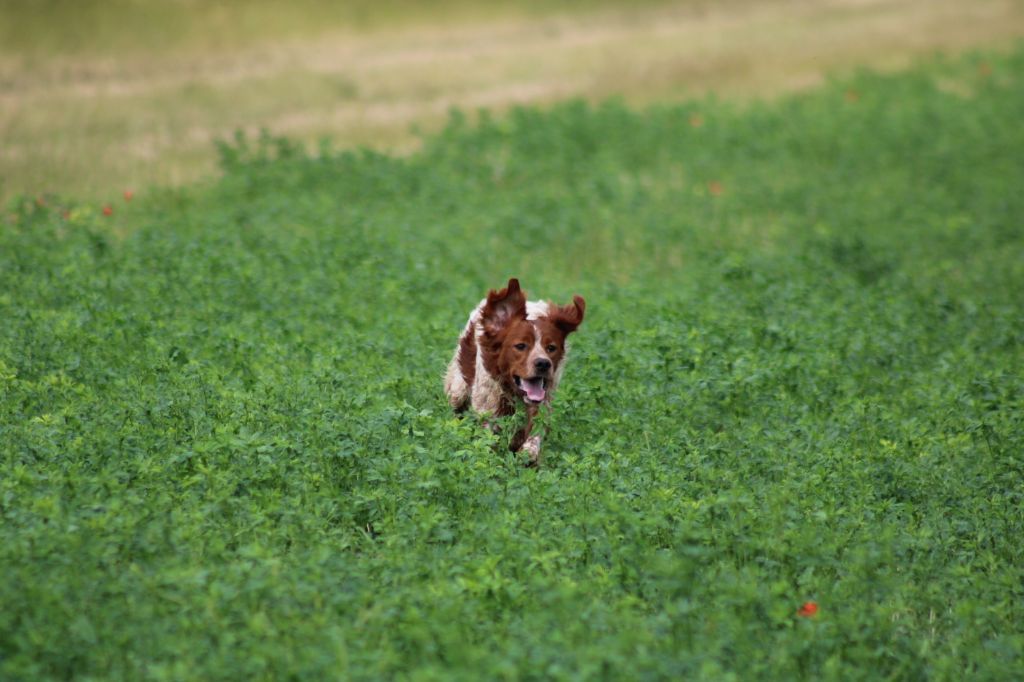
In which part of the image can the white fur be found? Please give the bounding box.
[443,313,475,409]
[521,435,542,464]
[526,301,550,319]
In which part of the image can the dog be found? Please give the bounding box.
[444,278,585,464]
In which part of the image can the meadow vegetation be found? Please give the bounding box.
[2,45,1023,679]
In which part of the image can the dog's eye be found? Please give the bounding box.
[514,343,528,351]
[546,344,558,353]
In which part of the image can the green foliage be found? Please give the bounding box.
[2,48,1023,680]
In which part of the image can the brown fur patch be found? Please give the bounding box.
[495,395,516,417]
[548,295,586,335]
[457,327,476,392]
[493,319,537,392]
[480,278,528,384]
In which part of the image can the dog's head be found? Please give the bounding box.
[480,278,585,406]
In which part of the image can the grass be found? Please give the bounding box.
[2,45,1024,679]
[3,0,1024,202]
[1,0,681,55]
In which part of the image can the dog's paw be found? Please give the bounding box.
[521,435,542,467]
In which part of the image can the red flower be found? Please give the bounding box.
[689,113,704,128]
[102,205,113,216]
[707,181,724,196]
[797,601,819,617]
[123,190,134,202]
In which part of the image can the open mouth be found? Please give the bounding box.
[513,375,548,404]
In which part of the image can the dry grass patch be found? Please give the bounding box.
[2,0,1023,201]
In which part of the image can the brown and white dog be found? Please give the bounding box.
[444,278,585,464]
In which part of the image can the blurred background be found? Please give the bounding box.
[3,0,1023,202]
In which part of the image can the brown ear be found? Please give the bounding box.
[481,278,527,335]
[551,295,585,335]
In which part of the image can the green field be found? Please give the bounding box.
[2,46,1023,679]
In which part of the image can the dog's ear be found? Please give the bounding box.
[481,278,527,336]
[551,295,585,335]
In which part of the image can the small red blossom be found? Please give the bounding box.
[689,113,704,128]
[102,205,113,216]
[62,210,71,220]
[123,189,134,202]
[844,89,860,103]
[707,181,724,197]
[797,601,819,617]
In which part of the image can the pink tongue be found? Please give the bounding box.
[523,379,546,402]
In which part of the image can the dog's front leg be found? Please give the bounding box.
[509,405,543,467]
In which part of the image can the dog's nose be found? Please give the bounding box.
[535,358,552,373]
